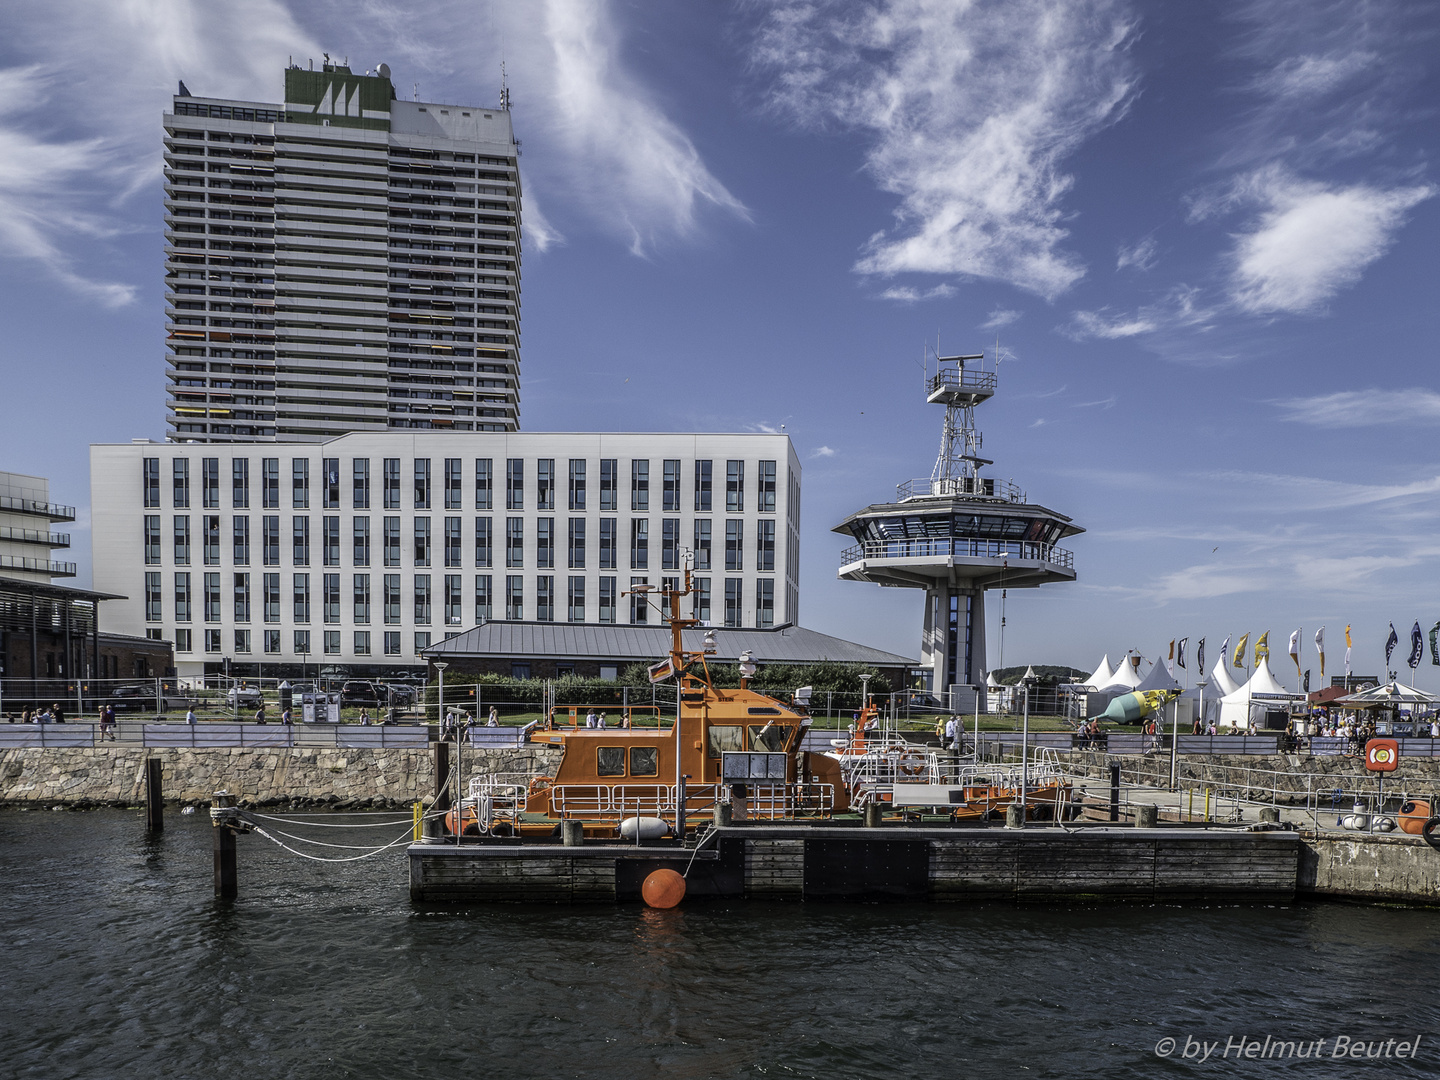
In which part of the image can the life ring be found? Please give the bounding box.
[897,753,926,777]
[1422,817,1440,853]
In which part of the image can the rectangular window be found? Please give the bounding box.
[599,459,618,511]
[413,574,431,624]
[568,459,586,510]
[663,459,680,511]
[383,458,401,508]
[475,517,492,568]
[725,579,742,628]
[506,575,523,620]
[292,458,309,508]
[353,574,370,624]
[262,516,279,566]
[235,629,251,654]
[444,517,462,567]
[322,458,339,509]
[536,575,555,622]
[322,516,340,566]
[324,630,340,655]
[384,631,400,655]
[202,515,220,565]
[174,572,192,622]
[444,574,462,626]
[414,631,431,653]
[292,516,310,565]
[352,458,370,508]
[233,572,250,622]
[384,575,401,624]
[599,576,617,624]
[173,458,190,509]
[630,518,649,569]
[536,459,555,510]
[232,516,249,565]
[599,518,617,569]
[143,458,160,508]
[175,628,192,653]
[630,746,659,777]
[144,516,161,565]
[475,575,493,622]
[726,460,744,512]
[694,577,710,623]
[537,518,554,569]
[262,458,279,509]
[413,517,431,567]
[694,519,711,570]
[383,516,401,567]
[414,458,431,509]
[567,576,585,622]
[145,572,162,622]
[759,460,777,513]
[725,520,743,571]
[694,460,712,512]
[323,573,340,624]
[662,519,679,570]
[757,519,776,572]
[630,576,649,624]
[263,573,280,623]
[568,518,586,569]
[293,573,310,623]
[444,458,462,509]
[506,517,524,568]
[201,458,219,509]
[631,459,649,510]
[506,458,524,510]
[353,517,370,566]
[475,458,493,509]
[205,629,222,654]
[173,515,190,565]
[264,629,280,654]
[231,458,249,509]
[354,631,371,656]
[597,747,626,777]
[756,579,774,629]
[294,630,311,655]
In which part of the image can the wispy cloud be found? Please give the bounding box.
[1276,389,1440,428]
[1073,395,1116,409]
[1063,308,1157,339]
[1116,237,1156,272]
[1062,286,1214,342]
[879,284,955,303]
[750,0,1137,300]
[981,308,1021,330]
[810,445,837,458]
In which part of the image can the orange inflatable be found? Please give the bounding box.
[641,868,686,908]
[1399,800,1432,836]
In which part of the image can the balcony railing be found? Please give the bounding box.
[927,366,996,396]
[0,554,78,576]
[896,476,1026,503]
[839,537,1074,571]
[0,527,70,547]
[0,496,76,521]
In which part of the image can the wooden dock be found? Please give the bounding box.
[407,824,1300,904]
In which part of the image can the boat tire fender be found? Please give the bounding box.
[1422,816,1440,854]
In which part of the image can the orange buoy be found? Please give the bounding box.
[1399,800,1432,835]
[641,868,686,909]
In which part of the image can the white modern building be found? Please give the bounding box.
[1,472,76,583]
[163,60,520,442]
[91,433,801,679]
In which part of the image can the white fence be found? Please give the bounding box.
[0,723,430,749]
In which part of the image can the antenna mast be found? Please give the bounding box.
[926,350,992,495]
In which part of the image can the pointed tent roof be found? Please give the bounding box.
[1099,653,1146,692]
[1082,654,1115,690]
[1218,656,1296,728]
[1208,657,1242,697]
[1135,651,1181,693]
[986,671,1000,688]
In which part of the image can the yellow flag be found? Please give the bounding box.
[1255,631,1269,662]
[1233,634,1249,668]
[1345,624,1352,649]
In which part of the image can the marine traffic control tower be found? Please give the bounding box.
[832,351,1083,711]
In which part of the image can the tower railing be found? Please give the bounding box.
[896,477,1026,502]
[839,537,1073,570]
[927,367,996,397]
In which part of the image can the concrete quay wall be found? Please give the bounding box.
[1300,832,1440,906]
[0,746,562,808]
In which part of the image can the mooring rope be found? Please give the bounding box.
[245,822,416,862]
[242,811,414,829]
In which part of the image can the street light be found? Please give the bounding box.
[435,661,454,844]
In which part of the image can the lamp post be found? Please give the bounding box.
[859,673,870,739]
[434,661,453,843]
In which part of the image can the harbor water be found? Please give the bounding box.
[2,809,1437,1079]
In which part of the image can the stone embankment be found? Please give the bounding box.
[0,746,562,809]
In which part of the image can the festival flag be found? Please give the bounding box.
[1288,629,1301,680]
[1408,621,1423,670]
[1314,626,1325,679]
[1345,624,1352,676]
[1177,638,1188,671]
[1197,638,1206,672]
[1254,631,1269,663]
[1430,621,1440,667]
[1167,639,1175,676]
[1233,634,1248,669]
[1303,669,1311,694]
[1385,623,1399,669]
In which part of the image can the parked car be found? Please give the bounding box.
[110,685,172,712]
[226,686,264,708]
[341,680,382,707]
[382,683,419,706]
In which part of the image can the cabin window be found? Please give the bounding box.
[749,725,788,753]
[597,747,626,776]
[629,746,659,776]
[706,725,744,759]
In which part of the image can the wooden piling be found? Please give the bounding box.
[212,791,237,901]
[561,819,584,846]
[144,757,163,832]
[863,803,883,828]
[1109,763,1122,822]
[433,741,451,812]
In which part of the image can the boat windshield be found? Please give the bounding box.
[749,725,788,752]
[706,725,744,758]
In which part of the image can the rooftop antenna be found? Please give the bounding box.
[413,82,419,101]
[500,61,511,110]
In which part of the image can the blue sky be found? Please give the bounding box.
[2,0,1438,688]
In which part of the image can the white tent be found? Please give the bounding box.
[1081,654,1115,690]
[1135,651,1181,694]
[1218,657,1295,730]
[1207,657,1242,697]
[1099,653,1146,692]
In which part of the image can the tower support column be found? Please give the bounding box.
[921,584,988,714]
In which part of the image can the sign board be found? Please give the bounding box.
[1364,738,1399,772]
[302,691,342,724]
[721,751,787,782]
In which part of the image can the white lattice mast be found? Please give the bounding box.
[927,352,992,495]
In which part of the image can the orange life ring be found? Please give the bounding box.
[898,753,926,777]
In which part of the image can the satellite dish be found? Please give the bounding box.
[377,62,391,79]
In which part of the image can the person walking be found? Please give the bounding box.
[98,704,116,741]
[943,716,957,750]
[359,707,371,726]
[585,709,598,729]
[488,705,499,727]
[282,707,293,726]
[254,705,268,725]
[51,703,65,724]
[185,705,197,726]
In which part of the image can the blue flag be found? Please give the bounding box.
[1409,621,1423,669]
[1385,623,1399,668]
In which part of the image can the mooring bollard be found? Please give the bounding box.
[713,802,733,828]
[1005,803,1025,829]
[561,819,584,847]
[1136,804,1158,828]
[1109,762,1122,823]
[1259,807,1280,824]
[145,757,164,832]
[211,790,238,901]
[863,803,883,828]
[427,741,451,840]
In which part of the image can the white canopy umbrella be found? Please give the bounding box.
[1334,681,1440,708]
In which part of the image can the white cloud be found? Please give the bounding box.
[1254,50,1376,101]
[1116,237,1156,272]
[1063,309,1157,339]
[810,446,837,458]
[1029,418,1046,428]
[981,308,1020,330]
[1149,565,1269,602]
[1276,388,1440,428]
[751,0,1136,300]
[1226,167,1434,314]
[878,284,955,303]
[1073,396,1116,409]
[1063,285,1216,342]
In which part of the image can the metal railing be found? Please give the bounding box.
[927,367,996,397]
[895,476,1026,503]
[0,722,430,748]
[0,555,78,576]
[0,527,70,547]
[0,495,76,520]
[839,536,1073,569]
[547,782,834,820]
